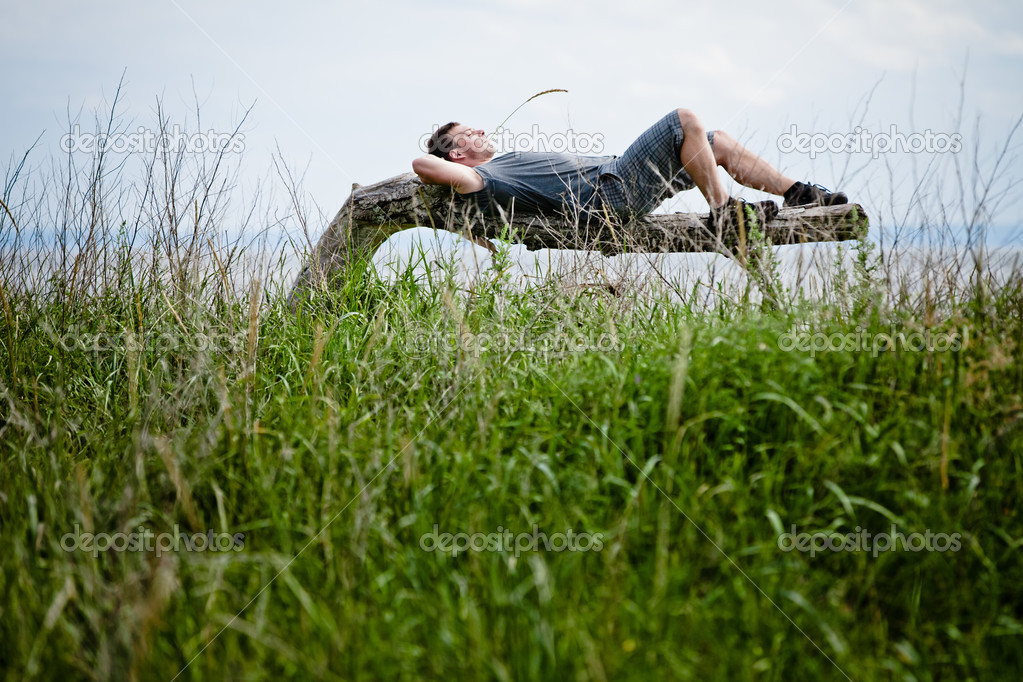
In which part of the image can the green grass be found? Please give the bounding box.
[2,94,1022,677]
[1,236,1022,680]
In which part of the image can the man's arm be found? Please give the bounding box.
[412,155,484,193]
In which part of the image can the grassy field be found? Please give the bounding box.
[2,112,1022,680]
[1,231,1021,680]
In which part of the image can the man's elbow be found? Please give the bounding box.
[412,157,438,184]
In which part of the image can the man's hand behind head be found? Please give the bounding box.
[412,155,485,194]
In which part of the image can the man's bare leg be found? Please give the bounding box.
[675,109,844,210]
[709,129,795,196]
[675,108,731,208]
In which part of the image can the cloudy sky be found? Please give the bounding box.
[3,0,1022,244]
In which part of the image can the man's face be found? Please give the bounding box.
[448,124,495,164]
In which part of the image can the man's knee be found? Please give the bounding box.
[711,129,732,146]
[675,108,704,132]
[710,129,735,163]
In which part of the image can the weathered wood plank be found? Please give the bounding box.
[288,172,868,304]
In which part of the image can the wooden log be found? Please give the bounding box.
[288,172,868,304]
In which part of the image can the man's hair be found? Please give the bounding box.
[427,122,460,160]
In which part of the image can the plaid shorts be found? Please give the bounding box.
[596,110,715,219]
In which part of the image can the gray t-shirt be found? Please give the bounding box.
[464,152,617,218]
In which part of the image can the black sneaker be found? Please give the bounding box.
[706,198,778,257]
[709,197,779,233]
[783,181,847,208]
[748,199,780,223]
